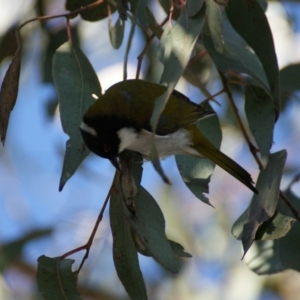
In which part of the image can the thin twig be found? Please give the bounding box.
[17,0,105,31]
[59,171,118,274]
[218,70,264,170]
[280,191,300,223]
[136,16,169,79]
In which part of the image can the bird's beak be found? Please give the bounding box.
[110,156,121,171]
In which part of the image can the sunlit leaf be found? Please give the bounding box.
[123,186,179,273]
[145,6,163,39]
[52,42,101,191]
[205,0,224,53]
[110,180,147,300]
[226,0,280,119]
[0,47,21,145]
[37,255,82,300]
[245,86,275,167]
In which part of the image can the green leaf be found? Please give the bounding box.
[66,0,117,22]
[205,0,224,53]
[176,104,221,206]
[245,189,300,275]
[110,180,147,300]
[52,42,101,191]
[240,150,287,257]
[203,19,270,91]
[145,6,163,39]
[37,255,82,300]
[279,63,300,110]
[188,0,205,17]
[123,186,179,273]
[109,16,125,49]
[169,240,192,258]
[226,0,280,119]
[245,86,275,167]
[0,46,21,145]
[159,5,206,85]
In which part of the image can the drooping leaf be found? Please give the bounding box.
[240,150,287,257]
[157,0,181,20]
[245,189,300,275]
[245,85,275,167]
[158,4,206,85]
[122,186,179,273]
[109,16,125,49]
[169,240,192,258]
[176,104,221,206]
[0,47,21,145]
[187,0,205,17]
[226,0,280,119]
[279,63,300,110]
[205,0,224,53]
[66,0,116,22]
[203,17,270,91]
[52,42,101,191]
[0,24,18,64]
[37,255,82,300]
[110,180,147,300]
[145,6,163,39]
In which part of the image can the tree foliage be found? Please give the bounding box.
[1,0,300,299]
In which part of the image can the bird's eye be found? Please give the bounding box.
[103,144,111,153]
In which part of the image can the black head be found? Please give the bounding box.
[80,115,120,156]
[80,115,139,169]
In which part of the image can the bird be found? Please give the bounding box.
[80,79,257,193]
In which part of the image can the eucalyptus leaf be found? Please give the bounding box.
[109,16,125,49]
[145,6,163,39]
[279,63,300,110]
[203,27,270,92]
[52,42,101,191]
[0,46,21,145]
[176,105,221,206]
[205,0,224,53]
[226,0,280,119]
[240,150,287,257]
[122,186,179,273]
[245,86,275,167]
[37,256,82,300]
[110,180,147,300]
[66,0,116,22]
[245,189,300,275]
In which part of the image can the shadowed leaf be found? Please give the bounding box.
[37,255,82,300]
[245,86,275,167]
[109,16,125,49]
[240,150,287,257]
[123,186,179,273]
[0,47,21,145]
[226,0,280,119]
[176,104,221,206]
[52,42,101,191]
[110,179,147,300]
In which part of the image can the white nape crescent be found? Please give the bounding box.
[117,127,201,159]
[80,122,98,137]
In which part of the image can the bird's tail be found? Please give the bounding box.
[193,129,258,194]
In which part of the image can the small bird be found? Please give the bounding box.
[80,79,257,193]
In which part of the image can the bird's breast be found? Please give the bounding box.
[117,127,200,159]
